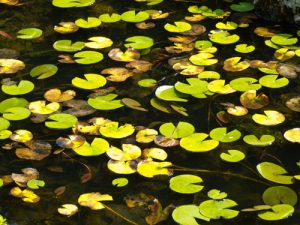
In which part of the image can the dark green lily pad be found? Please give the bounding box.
[262,186,297,206]
[230,2,254,12]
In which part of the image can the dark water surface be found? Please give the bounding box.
[0,0,300,225]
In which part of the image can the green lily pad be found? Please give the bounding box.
[189,53,218,66]
[53,40,85,52]
[88,94,124,110]
[17,28,43,39]
[155,85,188,102]
[124,36,154,49]
[73,51,104,64]
[258,204,294,221]
[100,122,135,139]
[188,5,225,17]
[3,107,31,121]
[72,138,109,156]
[0,130,12,139]
[0,98,28,113]
[220,150,245,163]
[112,178,128,187]
[209,31,240,45]
[195,40,213,50]
[27,179,45,189]
[263,186,297,206]
[72,73,106,90]
[209,127,241,143]
[169,174,204,194]
[230,2,254,12]
[252,110,285,126]
[121,10,149,23]
[207,80,236,94]
[75,17,101,28]
[107,144,141,161]
[137,160,172,178]
[138,79,157,87]
[180,133,219,152]
[198,71,220,80]
[45,113,78,129]
[229,77,261,92]
[0,118,10,131]
[199,199,239,219]
[235,44,255,53]
[0,178,3,187]
[2,80,34,95]
[30,64,58,79]
[175,78,208,98]
[164,21,192,33]
[257,162,294,184]
[107,160,136,174]
[243,135,275,147]
[259,75,289,88]
[159,122,195,139]
[99,13,121,23]
[216,21,238,30]
[52,0,95,8]
[172,205,210,225]
[271,34,298,46]
[207,189,228,200]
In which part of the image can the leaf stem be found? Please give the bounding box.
[103,204,139,225]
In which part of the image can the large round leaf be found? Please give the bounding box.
[170,174,204,194]
[257,162,294,184]
[209,127,241,143]
[17,28,43,39]
[124,36,154,49]
[53,40,85,52]
[52,0,95,8]
[159,122,195,139]
[137,160,172,178]
[155,85,188,102]
[252,110,285,126]
[3,107,31,121]
[0,98,28,113]
[72,74,106,90]
[72,138,109,156]
[258,204,294,221]
[229,77,261,92]
[199,199,239,219]
[180,133,219,152]
[259,75,289,88]
[263,186,297,206]
[45,113,78,129]
[88,94,124,110]
[73,51,103,64]
[172,205,210,225]
[99,122,135,139]
[121,10,149,23]
[209,31,240,45]
[2,80,34,95]
[30,64,58,79]
[243,135,275,147]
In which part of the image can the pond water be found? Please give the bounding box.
[0,0,300,224]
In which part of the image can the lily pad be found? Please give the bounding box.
[223,57,250,72]
[259,75,289,88]
[284,128,300,143]
[257,162,294,184]
[29,101,60,114]
[252,110,285,126]
[137,160,172,178]
[17,28,42,39]
[207,189,228,200]
[199,199,239,219]
[164,22,192,33]
[0,59,25,74]
[243,135,275,147]
[220,150,245,163]
[78,192,113,210]
[107,160,136,174]
[209,31,240,45]
[53,40,85,52]
[72,74,106,90]
[159,122,195,139]
[263,186,297,206]
[124,36,154,49]
[0,117,10,131]
[100,122,135,139]
[73,51,103,64]
[230,2,254,12]
[52,0,94,7]
[2,80,34,95]
[258,204,294,221]
[99,13,121,23]
[112,178,128,187]
[271,34,298,46]
[169,174,204,194]
[230,77,261,91]
[172,205,210,225]
[45,113,78,129]
[3,107,31,121]
[72,138,109,156]
[75,17,101,28]
[155,85,188,102]
[180,133,219,152]
[121,10,149,23]
[208,80,236,94]
[107,144,141,160]
[209,127,241,143]
[27,179,45,190]
[88,94,124,110]
[30,64,58,79]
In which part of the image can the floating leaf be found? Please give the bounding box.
[230,2,254,12]
[175,78,208,98]
[17,28,42,39]
[124,36,154,49]
[172,205,210,225]
[220,150,245,163]
[136,128,158,143]
[100,122,135,139]
[0,59,25,74]
[271,34,298,46]
[235,44,255,53]
[263,186,297,206]
[45,113,78,129]
[52,0,95,8]
[209,31,240,45]
[243,135,275,146]
[137,160,172,178]
[240,90,269,109]
[208,80,236,94]
[259,75,289,88]
[112,178,128,187]
[143,148,167,161]
[164,22,191,33]
[107,160,136,174]
[78,192,113,210]
[257,162,294,184]
[216,21,238,30]
[223,57,250,72]
[44,88,76,102]
[88,94,124,110]
[85,36,113,49]
[99,13,121,23]
[189,53,218,66]
[169,174,204,194]
[75,17,101,28]
[252,110,285,126]
[0,117,10,131]
[72,74,106,90]
[10,187,40,203]
[54,22,79,34]
[10,129,33,143]
[207,189,228,200]
[121,10,149,23]
[155,85,188,102]
[199,199,239,219]
[2,80,34,95]
[258,204,294,221]
[180,133,219,152]
[284,128,300,143]
[3,107,31,120]
[73,51,103,64]
[108,48,140,62]
[107,144,141,161]
[27,179,45,189]
[72,138,109,156]
[209,127,241,143]
[29,101,60,114]
[53,40,85,52]
[58,204,78,217]
[30,64,58,79]
[159,122,194,139]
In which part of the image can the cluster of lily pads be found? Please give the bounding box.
[0,0,300,224]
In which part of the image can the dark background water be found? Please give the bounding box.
[0,0,300,224]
